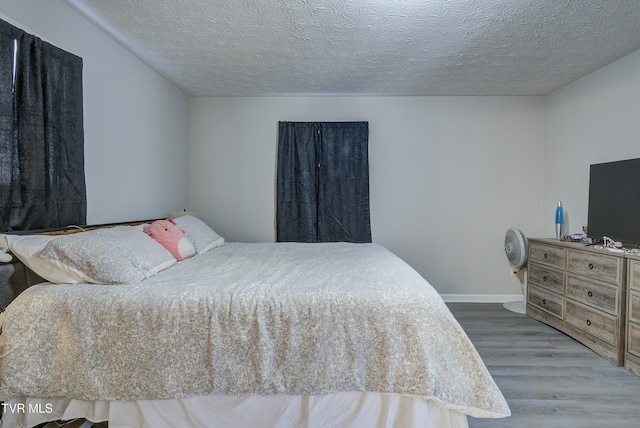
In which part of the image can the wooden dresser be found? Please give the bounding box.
[625,255,640,375]
[526,238,626,366]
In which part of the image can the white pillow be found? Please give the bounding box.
[6,234,93,284]
[38,227,177,284]
[173,216,224,254]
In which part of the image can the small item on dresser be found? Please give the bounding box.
[562,233,586,242]
[555,200,564,240]
[144,219,196,261]
[604,237,624,253]
[582,236,594,244]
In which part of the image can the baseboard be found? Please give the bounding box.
[441,294,524,303]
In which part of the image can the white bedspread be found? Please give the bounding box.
[0,242,509,419]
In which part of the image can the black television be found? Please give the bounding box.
[587,157,640,247]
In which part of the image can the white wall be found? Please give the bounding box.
[0,0,190,225]
[190,96,545,298]
[545,48,640,237]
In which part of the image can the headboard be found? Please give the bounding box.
[0,219,158,309]
[0,261,45,309]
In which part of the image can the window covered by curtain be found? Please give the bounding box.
[0,19,86,232]
[277,121,371,243]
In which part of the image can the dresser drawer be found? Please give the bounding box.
[565,300,618,346]
[630,260,640,291]
[529,242,565,269]
[566,275,618,315]
[528,284,563,319]
[567,250,622,284]
[629,291,640,324]
[528,262,564,294]
[628,323,640,359]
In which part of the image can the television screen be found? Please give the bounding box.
[587,157,640,247]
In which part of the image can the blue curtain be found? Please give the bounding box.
[0,19,86,232]
[277,121,371,243]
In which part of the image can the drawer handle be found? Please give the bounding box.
[542,299,547,305]
[544,253,548,259]
[586,319,592,326]
[587,291,593,297]
[588,263,594,269]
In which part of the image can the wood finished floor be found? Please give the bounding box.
[447,303,640,428]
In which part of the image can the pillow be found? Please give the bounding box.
[38,226,176,284]
[172,215,224,254]
[5,234,94,284]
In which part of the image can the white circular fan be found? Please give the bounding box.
[503,228,528,314]
[505,228,528,269]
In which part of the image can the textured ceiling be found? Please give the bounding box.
[62,0,640,97]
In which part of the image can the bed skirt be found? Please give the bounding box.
[1,392,469,428]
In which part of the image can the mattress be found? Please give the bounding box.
[0,242,509,425]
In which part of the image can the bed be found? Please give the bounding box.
[0,217,510,427]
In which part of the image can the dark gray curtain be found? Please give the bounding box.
[0,19,86,232]
[277,121,371,243]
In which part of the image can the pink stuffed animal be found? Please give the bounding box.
[144,218,195,261]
